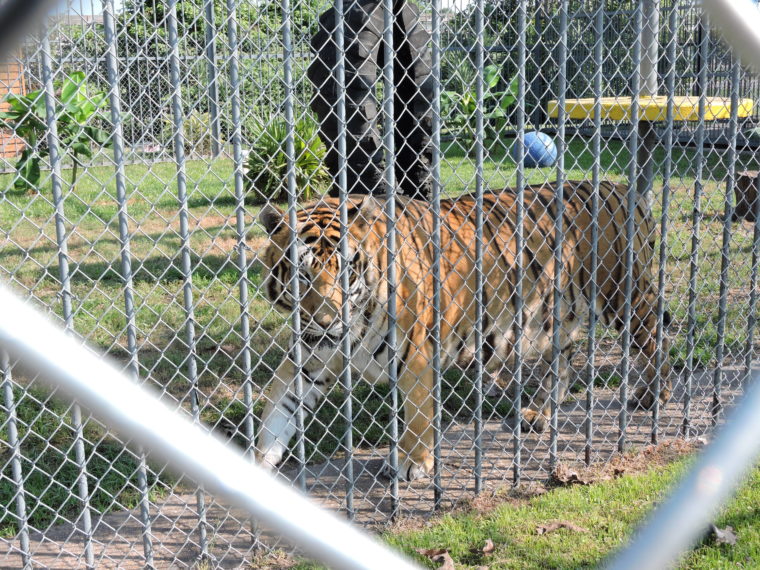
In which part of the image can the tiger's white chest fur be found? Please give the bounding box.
[296,298,392,385]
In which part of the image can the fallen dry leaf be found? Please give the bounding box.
[469,538,495,556]
[549,464,590,486]
[704,524,737,546]
[436,553,456,570]
[415,548,456,569]
[415,548,447,558]
[536,521,589,535]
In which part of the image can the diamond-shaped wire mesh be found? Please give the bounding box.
[1,0,760,566]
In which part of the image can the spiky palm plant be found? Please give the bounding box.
[244,113,329,203]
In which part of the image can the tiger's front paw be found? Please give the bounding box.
[255,446,285,471]
[520,407,549,433]
[379,452,433,481]
[628,384,671,411]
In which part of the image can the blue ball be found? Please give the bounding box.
[512,131,558,168]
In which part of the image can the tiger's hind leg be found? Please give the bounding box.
[379,343,435,481]
[626,294,672,410]
[521,341,574,433]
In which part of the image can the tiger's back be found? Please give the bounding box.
[387,180,660,372]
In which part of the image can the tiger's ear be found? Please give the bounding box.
[355,194,384,227]
[259,204,285,235]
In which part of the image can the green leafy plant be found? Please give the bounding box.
[244,113,330,203]
[441,62,518,152]
[162,110,215,156]
[0,71,111,192]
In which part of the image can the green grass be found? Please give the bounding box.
[1,135,758,533]
[387,464,688,568]
[0,384,175,534]
[569,370,623,393]
[279,457,760,569]
[378,459,760,569]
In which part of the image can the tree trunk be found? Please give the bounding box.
[733,170,759,222]
[70,154,79,193]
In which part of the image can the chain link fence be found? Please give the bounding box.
[1,0,760,566]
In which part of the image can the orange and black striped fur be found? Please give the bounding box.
[255,180,671,480]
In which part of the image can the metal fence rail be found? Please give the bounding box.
[1,0,760,566]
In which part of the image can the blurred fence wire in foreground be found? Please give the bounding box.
[0,283,418,570]
[2,0,760,565]
[610,1,760,567]
[609,372,760,568]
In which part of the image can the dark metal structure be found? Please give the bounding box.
[308,0,433,198]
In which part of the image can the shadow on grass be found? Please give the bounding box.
[187,194,246,210]
[74,252,263,285]
[0,218,250,259]
[1,248,265,287]
[184,192,287,210]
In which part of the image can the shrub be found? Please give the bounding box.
[243,113,329,203]
[0,71,111,192]
[441,61,518,151]
[161,110,215,156]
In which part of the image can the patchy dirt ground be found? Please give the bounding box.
[0,366,745,569]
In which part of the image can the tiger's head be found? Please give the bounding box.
[258,196,386,349]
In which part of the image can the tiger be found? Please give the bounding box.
[255,180,672,481]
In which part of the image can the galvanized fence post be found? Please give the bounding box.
[473,0,485,494]
[225,0,252,473]
[549,0,569,469]
[585,0,604,466]
[712,55,742,423]
[382,0,400,517]
[225,0,261,548]
[334,0,355,520]
[512,0,527,485]
[637,0,660,197]
[652,1,679,445]
[40,23,95,569]
[167,0,209,558]
[280,0,308,493]
[103,0,154,564]
[204,0,221,157]
[684,11,711,438]
[1,351,30,569]
[431,0,444,510]
[619,2,644,453]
